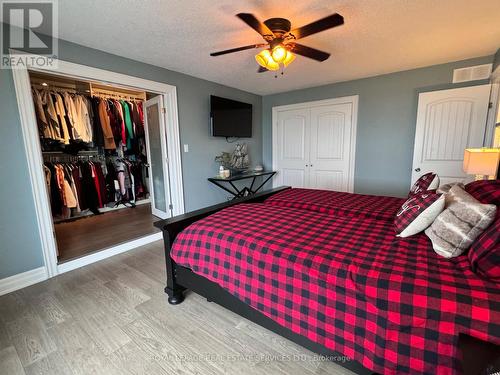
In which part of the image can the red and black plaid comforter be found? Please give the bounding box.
[265,188,405,221]
[171,203,500,374]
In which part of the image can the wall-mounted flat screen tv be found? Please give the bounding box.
[210,95,252,137]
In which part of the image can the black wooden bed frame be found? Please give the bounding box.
[153,186,373,375]
[153,187,493,375]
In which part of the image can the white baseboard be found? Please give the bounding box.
[57,232,162,274]
[0,267,48,296]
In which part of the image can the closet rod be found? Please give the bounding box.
[42,150,99,155]
[91,90,146,101]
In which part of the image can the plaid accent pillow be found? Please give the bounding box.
[468,213,500,282]
[425,187,497,258]
[395,192,445,237]
[465,180,500,206]
[409,172,440,197]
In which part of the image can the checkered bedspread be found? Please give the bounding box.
[265,188,405,221]
[171,203,500,374]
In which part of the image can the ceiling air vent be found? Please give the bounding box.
[453,63,492,83]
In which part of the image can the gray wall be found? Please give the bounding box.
[262,55,493,198]
[0,36,262,279]
[0,61,46,278]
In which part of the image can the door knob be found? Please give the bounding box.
[415,168,421,172]
[305,164,309,167]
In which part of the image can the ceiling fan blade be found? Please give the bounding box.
[257,66,268,73]
[237,13,274,39]
[210,44,266,56]
[289,13,344,40]
[288,43,330,61]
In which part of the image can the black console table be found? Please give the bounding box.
[208,171,276,199]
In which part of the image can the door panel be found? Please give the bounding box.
[144,96,171,219]
[311,170,343,190]
[275,109,309,187]
[411,85,491,186]
[282,169,306,188]
[309,103,353,191]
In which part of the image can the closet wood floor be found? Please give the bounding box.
[54,203,160,263]
[0,241,355,375]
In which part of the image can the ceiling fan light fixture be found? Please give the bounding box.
[282,50,296,67]
[271,45,287,63]
[255,49,279,71]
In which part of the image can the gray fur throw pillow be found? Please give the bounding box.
[436,182,465,195]
[425,186,497,258]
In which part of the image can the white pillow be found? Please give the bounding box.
[395,193,445,237]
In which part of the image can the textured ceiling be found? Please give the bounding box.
[57,0,500,95]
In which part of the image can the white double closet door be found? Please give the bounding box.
[273,97,357,192]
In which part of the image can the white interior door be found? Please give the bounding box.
[275,108,310,188]
[309,103,354,191]
[144,96,171,219]
[411,85,491,186]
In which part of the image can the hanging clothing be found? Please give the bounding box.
[52,93,70,145]
[90,97,104,148]
[65,94,93,143]
[80,162,100,214]
[62,92,77,139]
[38,90,62,141]
[107,100,123,147]
[32,88,98,151]
[120,100,134,149]
[72,166,85,210]
[98,100,116,150]
[112,99,126,146]
[33,90,50,137]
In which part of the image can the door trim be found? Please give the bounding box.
[485,82,498,147]
[271,96,359,192]
[11,51,184,279]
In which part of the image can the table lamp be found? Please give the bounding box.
[463,148,500,180]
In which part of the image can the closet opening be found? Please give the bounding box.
[29,71,168,264]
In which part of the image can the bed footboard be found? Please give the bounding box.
[153,186,290,304]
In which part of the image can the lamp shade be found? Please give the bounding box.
[255,50,279,71]
[463,148,500,177]
[282,51,296,67]
[271,45,287,63]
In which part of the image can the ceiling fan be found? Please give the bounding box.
[210,12,344,73]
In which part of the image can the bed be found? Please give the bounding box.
[264,187,405,221]
[154,186,500,375]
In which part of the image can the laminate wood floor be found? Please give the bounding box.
[54,203,160,263]
[0,241,355,375]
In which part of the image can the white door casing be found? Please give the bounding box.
[11,52,184,279]
[411,85,491,186]
[272,96,358,192]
